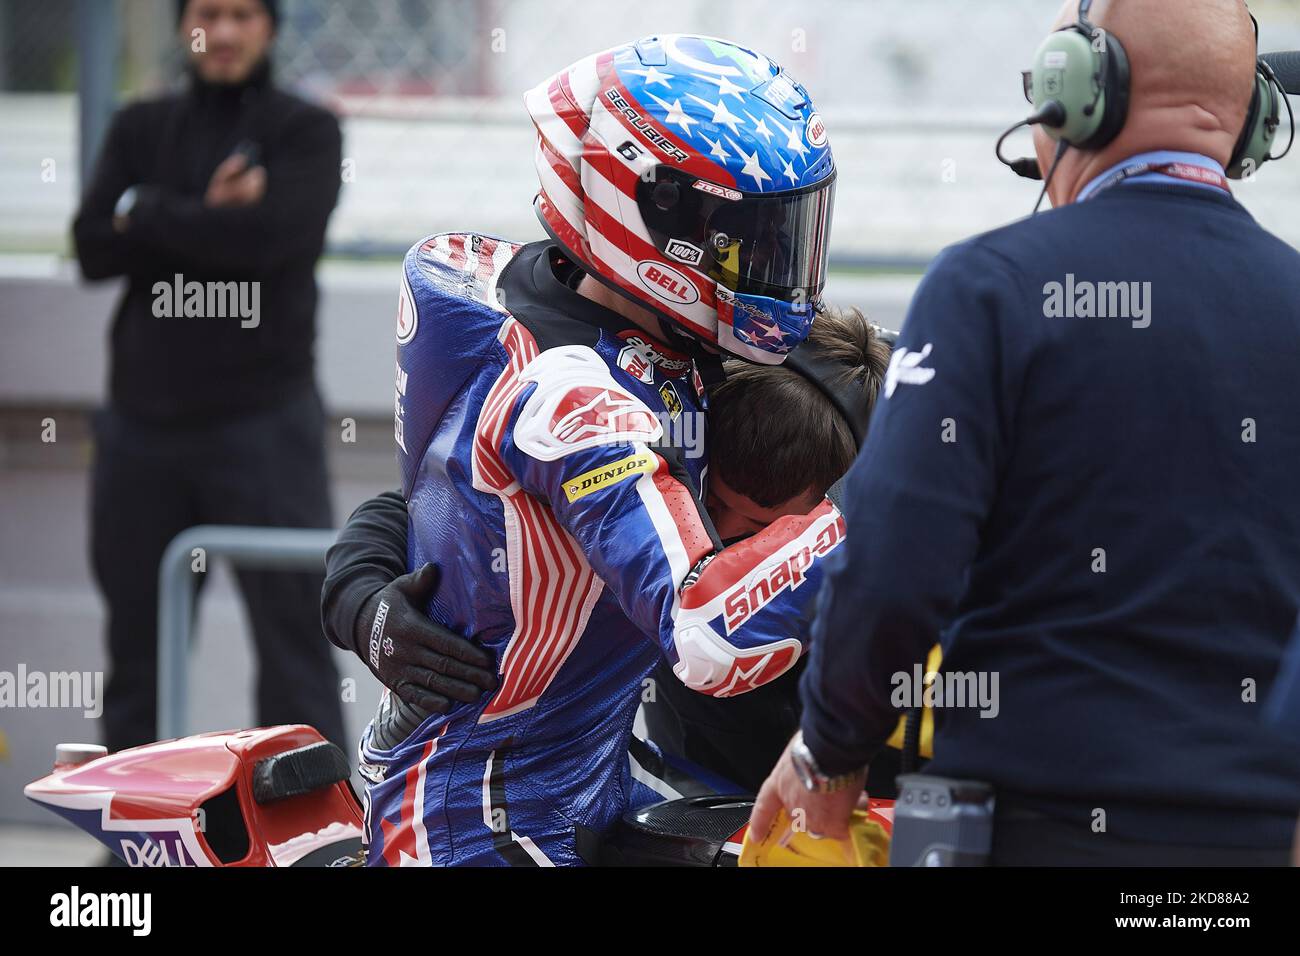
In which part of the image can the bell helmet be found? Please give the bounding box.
[524,34,836,365]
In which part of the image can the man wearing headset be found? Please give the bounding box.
[752,0,1300,865]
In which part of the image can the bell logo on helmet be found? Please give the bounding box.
[806,112,828,147]
[637,260,700,305]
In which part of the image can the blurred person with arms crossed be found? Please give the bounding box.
[751,0,1300,864]
[72,0,346,753]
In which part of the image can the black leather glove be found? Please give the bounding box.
[354,563,498,714]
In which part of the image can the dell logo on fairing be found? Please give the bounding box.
[636,261,700,305]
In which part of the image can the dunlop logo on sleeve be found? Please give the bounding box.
[563,453,656,502]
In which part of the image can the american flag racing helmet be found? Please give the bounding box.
[524,34,836,365]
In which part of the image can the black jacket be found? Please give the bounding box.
[73,61,342,423]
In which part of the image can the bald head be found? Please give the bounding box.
[1036,0,1259,205]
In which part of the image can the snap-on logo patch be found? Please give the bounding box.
[636,260,699,305]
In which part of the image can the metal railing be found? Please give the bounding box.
[156,525,339,740]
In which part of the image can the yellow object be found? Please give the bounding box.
[884,644,942,759]
[562,454,656,502]
[714,238,742,279]
[739,808,891,867]
[659,382,682,420]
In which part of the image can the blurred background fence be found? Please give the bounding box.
[3,0,1299,264]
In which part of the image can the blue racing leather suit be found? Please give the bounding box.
[359,234,845,865]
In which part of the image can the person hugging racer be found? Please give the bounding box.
[324,304,907,805]
[636,307,895,796]
[322,35,876,866]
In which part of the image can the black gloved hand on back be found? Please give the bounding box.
[354,563,498,715]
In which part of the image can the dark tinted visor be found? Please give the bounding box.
[637,166,835,303]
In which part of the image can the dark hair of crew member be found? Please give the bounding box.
[708,305,889,509]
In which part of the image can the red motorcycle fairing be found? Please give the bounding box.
[27,722,897,867]
[24,725,364,867]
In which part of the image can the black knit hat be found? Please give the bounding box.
[176,0,280,26]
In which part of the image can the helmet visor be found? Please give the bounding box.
[637,167,835,304]
[705,174,834,302]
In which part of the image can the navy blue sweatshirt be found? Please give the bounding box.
[801,182,1300,846]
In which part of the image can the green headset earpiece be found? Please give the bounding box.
[1227,16,1287,179]
[1029,2,1290,177]
[1227,70,1281,178]
[1029,0,1131,150]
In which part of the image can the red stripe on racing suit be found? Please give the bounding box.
[496,341,846,701]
